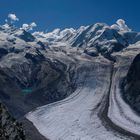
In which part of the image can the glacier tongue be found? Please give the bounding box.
[26,55,131,140]
[26,58,116,140]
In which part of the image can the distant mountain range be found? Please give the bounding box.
[0,19,140,140]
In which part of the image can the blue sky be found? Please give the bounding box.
[0,0,140,32]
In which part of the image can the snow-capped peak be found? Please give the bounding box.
[1,17,139,59]
[33,28,76,43]
[32,19,140,57]
[60,28,76,37]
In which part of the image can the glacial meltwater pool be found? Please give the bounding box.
[22,88,33,94]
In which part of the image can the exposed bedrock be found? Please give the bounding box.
[0,103,25,140]
[123,53,140,113]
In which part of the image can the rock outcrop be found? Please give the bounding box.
[0,103,25,140]
[123,53,140,113]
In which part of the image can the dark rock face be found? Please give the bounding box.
[84,48,99,57]
[21,119,47,140]
[17,30,35,42]
[123,53,140,113]
[0,103,25,140]
[0,48,8,58]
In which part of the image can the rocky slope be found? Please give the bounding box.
[0,25,76,119]
[123,52,140,113]
[0,103,25,140]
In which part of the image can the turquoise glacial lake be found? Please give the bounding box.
[22,88,33,94]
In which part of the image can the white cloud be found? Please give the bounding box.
[2,23,10,29]
[22,24,30,30]
[30,22,37,28]
[21,22,37,31]
[8,14,19,21]
[117,19,131,31]
[111,19,131,32]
